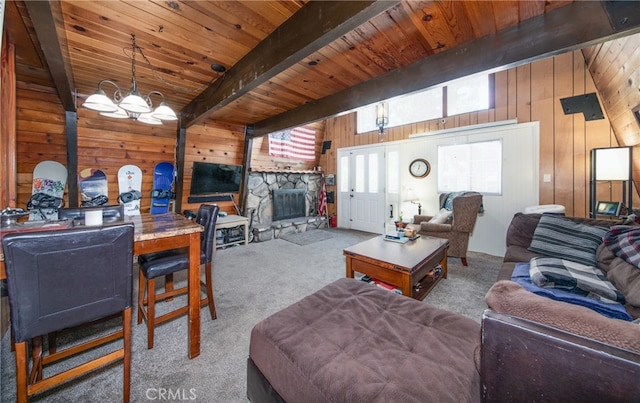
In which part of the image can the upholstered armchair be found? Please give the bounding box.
[408,192,483,266]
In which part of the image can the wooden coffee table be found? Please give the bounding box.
[344,235,449,300]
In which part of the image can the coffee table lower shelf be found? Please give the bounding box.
[412,269,444,300]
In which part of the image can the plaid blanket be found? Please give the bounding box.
[529,257,626,303]
[603,225,640,269]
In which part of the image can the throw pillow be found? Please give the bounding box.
[529,257,626,303]
[428,208,453,224]
[528,215,608,267]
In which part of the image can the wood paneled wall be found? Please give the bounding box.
[181,119,246,214]
[77,111,178,211]
[1,37,17,210]
[249,120,326,172]
[583,33,640,194]
[14,88,178,213]
[9,50,639,221]
[318,50,638,219]
[15,85,67,207]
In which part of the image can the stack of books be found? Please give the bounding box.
[359,275,402,295]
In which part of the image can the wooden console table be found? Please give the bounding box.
[215,214,249,249]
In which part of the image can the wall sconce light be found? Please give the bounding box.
[376,102,389,135]
[404,188,422,215]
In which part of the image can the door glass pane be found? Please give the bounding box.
[368,153,378,193]
[387,150,399,194]
[355,155,364,193]
[339,156,349,193]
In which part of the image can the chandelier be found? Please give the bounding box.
[82,34,178,125]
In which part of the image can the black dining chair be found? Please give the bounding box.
[1,224,134,403]
[137,203,219,349]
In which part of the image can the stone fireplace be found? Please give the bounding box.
[245,171,327,239]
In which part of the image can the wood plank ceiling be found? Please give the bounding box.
[5,1,640,137]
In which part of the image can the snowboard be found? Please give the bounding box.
[78,168,109,207]
[118,165,143,216]
[150,162,175,214]
[27,160,67,221]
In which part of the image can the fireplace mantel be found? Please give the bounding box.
[250,168,323,175]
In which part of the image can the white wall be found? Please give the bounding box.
[338,121,540,257]
[399,121,539,256]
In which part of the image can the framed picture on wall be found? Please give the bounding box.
[325,174,335,186]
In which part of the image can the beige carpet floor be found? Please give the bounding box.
[1,228,502,402]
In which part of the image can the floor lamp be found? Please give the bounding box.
[589,146,633,218]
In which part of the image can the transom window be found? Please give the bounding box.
[357,74,491,134]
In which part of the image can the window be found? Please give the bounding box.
[437,140,502,194]
[447,75,489,116]
[356,74,491,134]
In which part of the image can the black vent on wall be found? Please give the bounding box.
[321,141,332,154]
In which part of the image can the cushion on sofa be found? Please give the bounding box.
[598,244,640,309]
[485,280,640,354]
[529,257,626,303]
[505,213,543,248]
[429,208,453,224]
[249,278,481,403]
[528,215,608,267]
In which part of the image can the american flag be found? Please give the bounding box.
[268,126,316,161]
[318,179,327,217]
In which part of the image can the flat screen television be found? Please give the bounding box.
[189,162,242,195]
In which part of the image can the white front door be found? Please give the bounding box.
[338,146,386,233]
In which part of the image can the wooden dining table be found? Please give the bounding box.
[1,212,204,359]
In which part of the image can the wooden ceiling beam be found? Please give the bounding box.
[24,0,76,112]
[180,0,400,128]
[247,1,640,137]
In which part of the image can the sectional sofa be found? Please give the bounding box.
[247,213,640,402]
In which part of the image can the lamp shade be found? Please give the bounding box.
[151,103,178,121]
[137,113,163,125]
[119,93,152,113]
[83,91,118,112]
[99,106,130,119]
[594,147,630,180]
[405,188,418,201]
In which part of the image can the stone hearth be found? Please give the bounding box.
[246,171,328,241]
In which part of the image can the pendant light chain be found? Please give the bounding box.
[130,34,138,92]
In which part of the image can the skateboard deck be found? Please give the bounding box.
[118,165,143,216]
[28,160,67,221]
[78,168,109,207]
[150,162,175,214]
